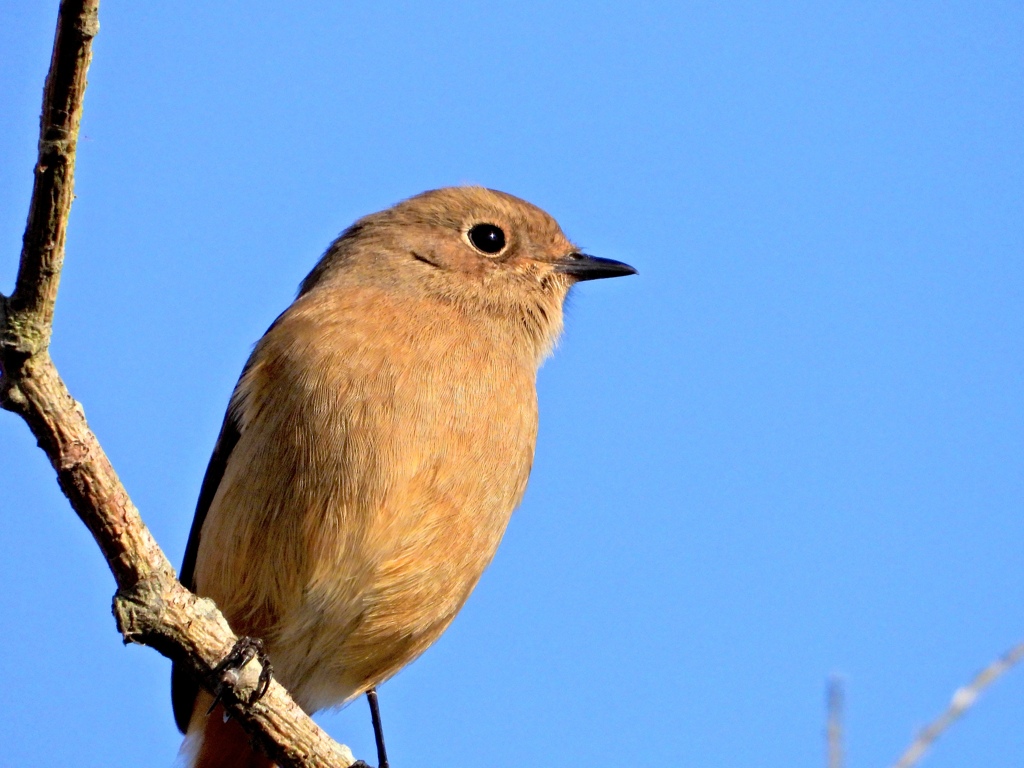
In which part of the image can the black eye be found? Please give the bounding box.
[467,223,506,254]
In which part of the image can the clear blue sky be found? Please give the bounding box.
[2,2,1022,766]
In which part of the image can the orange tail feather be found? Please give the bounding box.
[184,693,275,768]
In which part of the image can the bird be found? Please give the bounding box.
[172,186,636,768]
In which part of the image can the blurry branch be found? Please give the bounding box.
[826,676,844,768]
[0,2,354,766]
[890,639,1024,768]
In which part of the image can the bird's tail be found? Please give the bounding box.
[181,692,276,768]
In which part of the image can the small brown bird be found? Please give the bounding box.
[172,187,635,768]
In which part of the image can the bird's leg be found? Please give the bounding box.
[206,636,274,716]
[367,687,390,768]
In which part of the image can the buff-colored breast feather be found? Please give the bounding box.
[194,284,539,709]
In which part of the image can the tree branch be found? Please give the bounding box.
[1,3,355,765]
[825,676,844,768]
[891,639,1024,768]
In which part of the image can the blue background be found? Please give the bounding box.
[2,2,1022,766]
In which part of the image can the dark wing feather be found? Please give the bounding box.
[170,309,294,733]
[170,404,242,733]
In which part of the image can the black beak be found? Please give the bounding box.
[553,252,638,282]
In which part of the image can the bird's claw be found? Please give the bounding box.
[207,636,273,714]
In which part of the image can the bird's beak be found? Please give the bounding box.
[552,252,638,282]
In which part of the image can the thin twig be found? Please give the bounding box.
[1,3,355,766]
[891,639,1024,768]
[826,676,844,768]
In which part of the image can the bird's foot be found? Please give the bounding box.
[207,636,274,714]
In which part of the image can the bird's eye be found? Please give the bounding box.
[467,224,506,255]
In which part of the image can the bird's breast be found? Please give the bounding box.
[195,287,539,706]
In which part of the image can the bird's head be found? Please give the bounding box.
[301,186,636,359]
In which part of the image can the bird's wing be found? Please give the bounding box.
[178,407,243,592]
[171,402,243,733]
[170,307,295,734]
